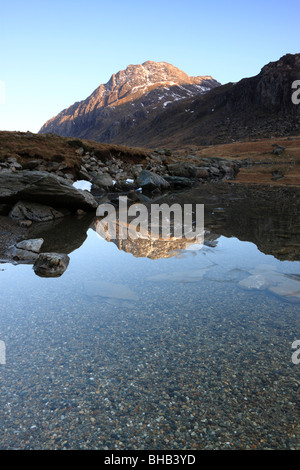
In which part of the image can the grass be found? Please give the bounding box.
[172,136,300,187]
[0,131,150,169]
[0,131,300,187]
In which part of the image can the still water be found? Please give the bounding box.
[0,184,299,449]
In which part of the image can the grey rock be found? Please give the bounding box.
[167,162,196,178]
[91,173,114,190]
[149,155,162,164]
[6,238,44,262]
[0,171,98,212]
[131,165,144,178]
[15,238,44,253]
[33,253,70,277]
[136,170,170,191]
[222,165,235,174]
[163,175,193,188]
[6,247,38,262]
[7,157,18,164]
[114,180,137,192]
[64,173,74,181]
[9,200,65,222]
[11,162,23,171]
[75,147,85,156]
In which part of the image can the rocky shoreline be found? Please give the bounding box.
[1,132,299,274]
[0,141,241,268]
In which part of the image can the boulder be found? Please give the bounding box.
[6,238,44,262]
[15,238,44,252]
[78,165,92,181]
[91,173,114,190]
[9,200,65,222]
[163,175,193,188]
[136,170,170,191]
[218,161,237,174]
[167,162,197,178]
[33,253,70,277]
[113,180,137,192]
[0,171,98,212]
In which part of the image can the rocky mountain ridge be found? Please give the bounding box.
[112,53,300,147]
[39,61,220,142]
[40,54,300,148]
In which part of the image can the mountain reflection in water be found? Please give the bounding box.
[3,183,299,277]
[1,182,300,450]
[26,183,300,263]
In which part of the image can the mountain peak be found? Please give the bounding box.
[39,60,220,141]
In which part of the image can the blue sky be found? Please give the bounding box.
[1,0,299,133]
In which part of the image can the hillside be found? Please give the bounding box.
[0,131,149,177]
[39,54,300,149]
[105,53,300,148]
[39,61,220,142]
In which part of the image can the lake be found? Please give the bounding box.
[0,183,299,449]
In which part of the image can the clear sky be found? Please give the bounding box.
[1,0,299,133]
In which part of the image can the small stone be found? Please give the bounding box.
[33,253,70,278]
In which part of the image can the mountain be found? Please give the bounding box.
[39,54,300,149]
[109,53,300,148]
[39,61,220,142]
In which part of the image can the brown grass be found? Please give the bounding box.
[0,131,150,169]
[174,136,300,187]
[1,131,300,187]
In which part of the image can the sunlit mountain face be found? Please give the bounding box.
[39,60,220,143]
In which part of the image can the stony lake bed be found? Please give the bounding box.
[0,181,300,449]
[0,132,300,450]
